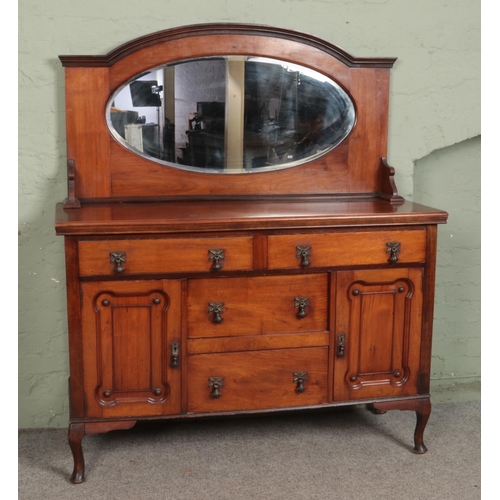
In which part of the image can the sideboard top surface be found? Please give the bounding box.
[55,199,448,235]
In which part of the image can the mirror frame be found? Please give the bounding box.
[60,24,397,202]
[105,56,357,174]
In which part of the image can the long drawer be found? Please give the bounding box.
[267,229,426,269]
[78,236,253,276]
[187,274,329,338]
[187,347,328,413]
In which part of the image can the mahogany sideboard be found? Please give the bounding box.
[55,23,448,483]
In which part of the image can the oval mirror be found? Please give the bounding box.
[107,56,356,173]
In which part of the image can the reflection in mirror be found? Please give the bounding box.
[107,56,356,173]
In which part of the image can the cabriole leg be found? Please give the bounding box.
[68,422,85,484]
[371,397,432,454]
[68,420,138,483]
[413,398,431,454]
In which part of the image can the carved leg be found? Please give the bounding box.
[68,420,137,484]
[68,423,85,484]
[413,399,431,454]
[370,397,431,454]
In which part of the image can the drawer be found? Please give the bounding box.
[78,237,253,276]
[187,274,328,338]
[187,347,328,413]
[267,229,426,269]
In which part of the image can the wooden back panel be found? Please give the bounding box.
[60,24,396,202]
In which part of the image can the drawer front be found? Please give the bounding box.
[187,274,328,338]
[78,237,253,276]
[267,229,426,269]
[187,347,328,413]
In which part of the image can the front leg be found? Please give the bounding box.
[68,420,137,483]
[413,399,431,454]
[68,423,85,484]
[370,397,431,454]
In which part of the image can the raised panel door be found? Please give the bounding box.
[333,268,423,401]
[81,280,182,418]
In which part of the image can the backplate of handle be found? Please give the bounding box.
[208,377,224,398]
[296,246,311,268]
[109,251,126,274]
[293,372,308,393]
[294,296,309,318]
[208,302,224,324]
[208,249,225,271]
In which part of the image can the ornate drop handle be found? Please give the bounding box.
[109,251,126,274]
[208,302,224,324]
[386,242,401,264]
[296,246,311,268]
[209,249,225,271]
[293,372,308,393]
[294,296,309,318]
[208,377,224,398]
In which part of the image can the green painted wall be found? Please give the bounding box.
[18,0,480,428]
[414,137,481,383]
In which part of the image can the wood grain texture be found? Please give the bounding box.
[64,237,85,417]
[418,224,439,393]
[348,68,390,193]
[333,268,423,401]
[187,332,329,354]
[268,229,427,269]
[59,24,399,201]
[81,280,182,418]
[187,347,328,413]
[64,67,111,199]
[57,25,448,482]
[187,274,328,338]
[59,24,396,69]
[55,200,448,235]
[78,236,253,276]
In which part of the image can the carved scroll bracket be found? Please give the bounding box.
[63,159,81,209]
[378,158,405,205]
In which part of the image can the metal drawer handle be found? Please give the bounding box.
[208,377,224,398]
[209,249,225,271]
[294,296,309,318]
[208,302,224,324]
[386,242,401,264]
[293,372,308,393]
[296,246,311,268]
[109,251,126,274]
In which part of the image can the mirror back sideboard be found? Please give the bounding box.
[55,24,448,483]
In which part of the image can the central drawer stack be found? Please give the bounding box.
[186,274,330,412]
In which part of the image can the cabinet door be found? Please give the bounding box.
[333,268,423,401]
[81,280,182,418]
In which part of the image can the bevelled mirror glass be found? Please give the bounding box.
[107,56,356,173]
